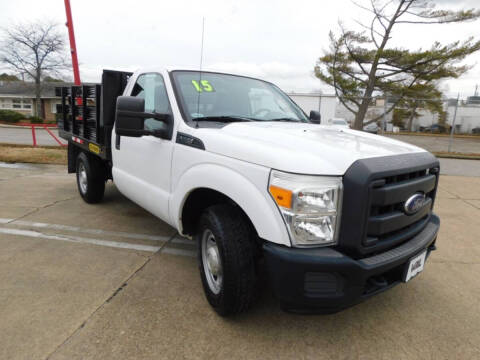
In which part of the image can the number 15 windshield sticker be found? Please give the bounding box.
[191,80,215,92]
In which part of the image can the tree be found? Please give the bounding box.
[315,0,480,130]
[0,21,67,117]
[43,75,65,83]
[392,107,409,128]
[0,73,20,81]
[401,82,444,131]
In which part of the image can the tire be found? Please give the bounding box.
[76,152,105,204]
[196,204,258,316]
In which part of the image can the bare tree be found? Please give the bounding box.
[0,21,67,117]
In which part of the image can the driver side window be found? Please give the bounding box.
[131,73,171,131]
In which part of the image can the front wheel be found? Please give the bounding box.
[196,204,258,316]
[76,152,105,204]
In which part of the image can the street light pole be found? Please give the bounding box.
[448,93,460,153]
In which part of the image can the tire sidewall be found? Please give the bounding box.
[196,214,227,310]
[76,152,105,203]
[76,153,90,198]
[196,205,257,316]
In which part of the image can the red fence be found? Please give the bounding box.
[14,123,67,147]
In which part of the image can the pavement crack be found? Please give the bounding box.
[438,186,461,199]
[158,232,179,253]
[44,254,151,360]
[43,232,177,360]
[6,196,76,225]
[465,200,480,210]
[5,208,40,224]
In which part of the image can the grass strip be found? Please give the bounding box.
[0,144,67,165]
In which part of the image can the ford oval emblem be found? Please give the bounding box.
[404,193,426,215]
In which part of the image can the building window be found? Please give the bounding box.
[2,98,32,110]
[51,101,61,114]
[12,99,22,109]
[0,99,12,109]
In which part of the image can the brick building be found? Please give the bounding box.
[0,81,66,121]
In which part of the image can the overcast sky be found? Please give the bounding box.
[1,0,480,98]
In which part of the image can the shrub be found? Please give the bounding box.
[0,110,25,123]
[28,116,44,124]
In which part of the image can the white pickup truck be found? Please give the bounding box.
[56,68,440,315]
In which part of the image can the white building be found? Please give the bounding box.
[446,104,480,133]
[287,93,337,125]
[289,92,480,133]
[288,93,392,127]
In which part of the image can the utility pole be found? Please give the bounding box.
[382,94,387,134]
[448,93,460,153]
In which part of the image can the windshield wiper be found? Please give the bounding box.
[268,117,301,122]
[193,115,255,123]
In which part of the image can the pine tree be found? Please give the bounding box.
[315,0,480,129]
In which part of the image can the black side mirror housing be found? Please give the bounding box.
[309,110,321,124]
[115,96,146,137]
[115,96,172,139]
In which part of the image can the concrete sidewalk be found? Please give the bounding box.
[0,163,478,360]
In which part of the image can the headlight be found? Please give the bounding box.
[268,170,342,247]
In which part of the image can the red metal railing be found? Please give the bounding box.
[13,123,67,147]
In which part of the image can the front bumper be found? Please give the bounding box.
[263,214,440,313]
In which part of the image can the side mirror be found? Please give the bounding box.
[115,96,146,137]
[115,96,171,139]
[309,110,321,124]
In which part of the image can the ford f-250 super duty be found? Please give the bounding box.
[56,68,440,316]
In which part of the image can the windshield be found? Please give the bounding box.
[171,71,309,123]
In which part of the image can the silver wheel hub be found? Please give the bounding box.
[201,229,223,294]
[78,163,87,194]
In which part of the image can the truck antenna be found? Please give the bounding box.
[195,17,205,129]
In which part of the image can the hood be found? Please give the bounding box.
[196,122,426,175]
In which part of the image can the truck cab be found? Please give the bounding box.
[57,68,440,315]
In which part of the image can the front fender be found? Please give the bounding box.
[170,163,291,247]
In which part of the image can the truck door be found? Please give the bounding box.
[112,72,174,223]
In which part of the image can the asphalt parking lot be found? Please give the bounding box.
[0,161,479,360]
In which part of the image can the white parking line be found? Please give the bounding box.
[0,162,34,169]
[171,236,195,245]
[0,218,172,242]
[162,247,196,258]
[0,227,161,252]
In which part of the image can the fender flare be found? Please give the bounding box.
[170,164,291,247]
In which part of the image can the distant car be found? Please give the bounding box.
[363,123,379,134]
[327,118,349,128]
[421,124,447,133]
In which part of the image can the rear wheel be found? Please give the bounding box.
[76,152,105,203]
[196,204,258,316]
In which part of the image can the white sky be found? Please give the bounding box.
[1,0,479,98]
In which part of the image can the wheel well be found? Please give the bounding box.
[69,145,110,180]
[181,188,257,238]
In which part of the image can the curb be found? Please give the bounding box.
[0,124,58,129]
[433,152,480,160]
[385,132,480,140]
[0,143,65,149]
